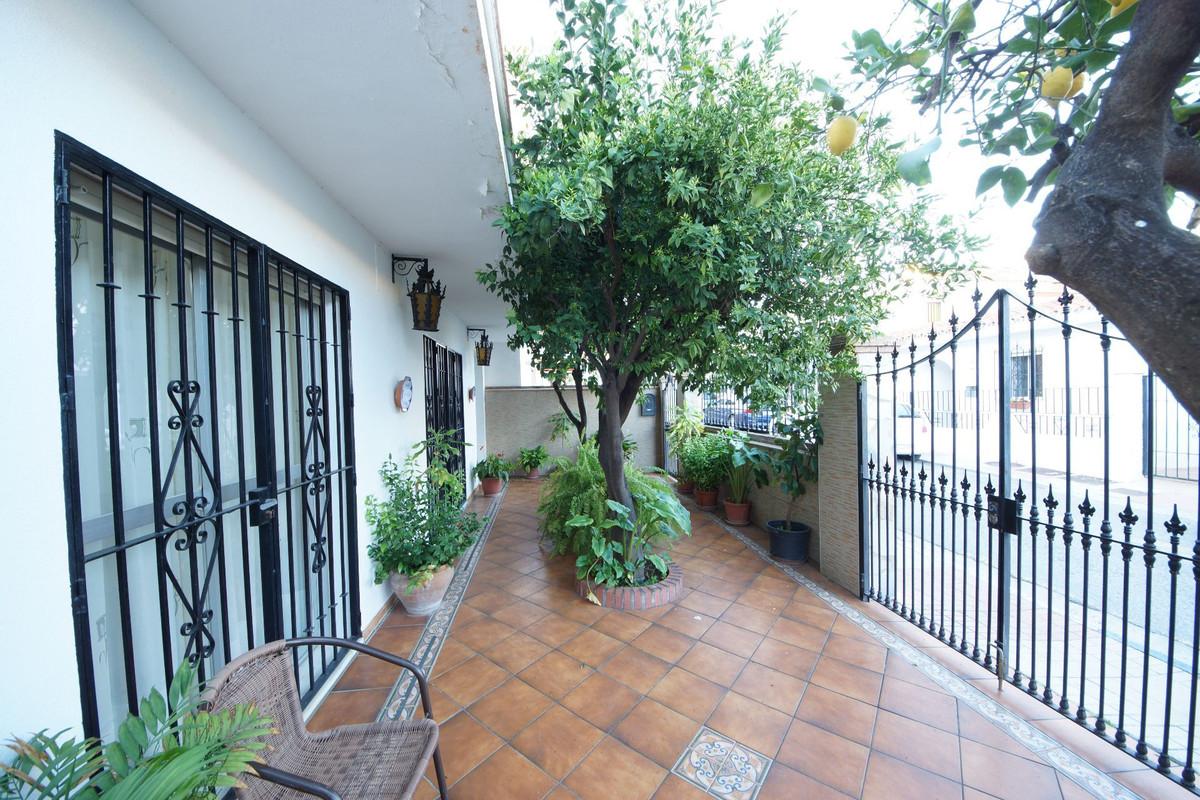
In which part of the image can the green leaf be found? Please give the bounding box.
[946,2,976,35]
[975,165,1005,196]
[1000,167,1028,206]
[896,137,941,185]
[750,184,774,208]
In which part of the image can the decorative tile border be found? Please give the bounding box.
[673,726,772,800]
[378,487,506,721]
[707,513,1144,800]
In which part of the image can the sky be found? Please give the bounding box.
[494,0,1046,310]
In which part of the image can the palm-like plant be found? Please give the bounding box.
[723,431,768,504]
[2,661,271,800]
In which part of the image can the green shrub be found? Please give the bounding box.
[722,430,769,503]
[367,436,483,589]
[1,662,270,800]
[473,453,512,481]
[679,434,726,490]
[666,406,704,481]
[538,440,689,560]
[518,445,549,473]
[570,493,690,592]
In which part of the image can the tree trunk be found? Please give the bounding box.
[1027,0,1200,420]
[551,367,588,441]
[597,374,635,513]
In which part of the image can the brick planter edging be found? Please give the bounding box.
[575,568,683,610]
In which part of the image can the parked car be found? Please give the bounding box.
[866,400,931,462]
[732,408,773,433]
[703,398,737,427]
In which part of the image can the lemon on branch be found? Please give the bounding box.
[1040,66,1074,100]
[1066,71,1086,99]
[827,116,858,156]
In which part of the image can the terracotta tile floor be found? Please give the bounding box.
[308,480,1192,799]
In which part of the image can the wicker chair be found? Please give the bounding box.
[202,636,448,800]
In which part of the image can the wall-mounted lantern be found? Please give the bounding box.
[392,255,445,332]
[468,327,493,366]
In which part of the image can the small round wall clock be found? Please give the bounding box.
[394,376,413,412]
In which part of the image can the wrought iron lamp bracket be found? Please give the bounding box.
[391,256,428,286]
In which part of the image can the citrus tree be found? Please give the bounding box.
[480,0,975,510]
[846,0,1200,417]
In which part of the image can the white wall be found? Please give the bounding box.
[0,0,486,738]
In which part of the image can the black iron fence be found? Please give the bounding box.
[700,386,776,435]
[860,281,1200,791]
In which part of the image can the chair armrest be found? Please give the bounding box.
[285,636,436,721]
[249,763,342,800]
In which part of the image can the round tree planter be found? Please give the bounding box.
[676,479,694,495]
[576,568,683,610]
[723,500,751,526]
[694,488,718,510]
[389,565,454,615]
[766,520,811,561]
[480,476,503,496]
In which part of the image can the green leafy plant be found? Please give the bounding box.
[722,431,769,504]
[548,412,574,449]
[569,493,691,594]
[538,440,690,559]
[367,436,483,589]
[666,406,705,482]
[679,435,727,492]
[1,662,271,800]
[518,445,549,474]
[480,0,975,513]
[843,0,1200,419]
[769,417,823,526]
[621,436,638,462]
[472,453,511,482]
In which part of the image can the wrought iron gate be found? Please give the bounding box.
[423,336,466,484]
[860,281,1200,790]
[55,135,360,740]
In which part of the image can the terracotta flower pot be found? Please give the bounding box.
[724,499,751,526]
[695,488,718,510]
[480,476,503,496]
[389,565,454,615]
[677,479,694,495]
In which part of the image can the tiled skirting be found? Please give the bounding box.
[708,513,1143,800]
[379,486,507,721]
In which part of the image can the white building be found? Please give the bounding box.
[0,0,515,743]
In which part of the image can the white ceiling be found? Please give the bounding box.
[130,0,512,325]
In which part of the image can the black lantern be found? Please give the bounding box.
[468,328,493,366]
[392,256,445,332]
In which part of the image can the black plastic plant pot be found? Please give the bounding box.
[767,520,811,561]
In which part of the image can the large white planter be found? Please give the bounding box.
[389,565,454,615]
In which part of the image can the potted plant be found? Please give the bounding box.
[367,434,483,614]
[722,431,768,526]
[666,405,704,493]
[2,661,270,800]
[684,434,726,511]
[473,452,511,495]
[518,445,550,477]
[766,416,822,560]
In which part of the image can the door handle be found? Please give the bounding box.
[249,485,278,526]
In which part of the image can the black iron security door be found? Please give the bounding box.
[423,337,466,485]
[54,135,360,741]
